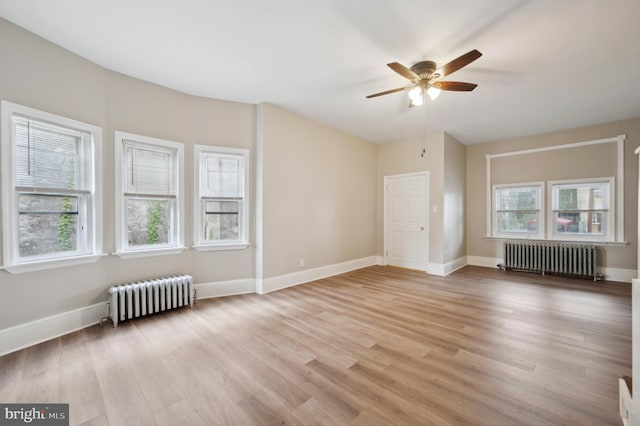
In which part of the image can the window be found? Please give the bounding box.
[193,145,249,250]
[1,101,102,272]
[115,131,184,257]
[550,178,613,241]
[490,178,615,242]
[493,183,544,238]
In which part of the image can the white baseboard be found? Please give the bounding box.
[601,267,635,283]
[445,256,468,275]
[427,256,468,276]
[427,262,444,276]
[259,255,378,294]
[0,302,107,357]
[195,278,256,300]
[467,256,503,269]
[376,255,384,265]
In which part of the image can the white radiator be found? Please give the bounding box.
[501,241,600,281]
[107,275,193,327]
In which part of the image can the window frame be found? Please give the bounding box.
[193,144,250,251]
[492,182,545,239]
[548,177,614,242]
[114,131,185,258]
[1,100,103,273]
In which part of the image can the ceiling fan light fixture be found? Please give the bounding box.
[427,87,441,100]
[410,96,423,107]
[408,86,423,103]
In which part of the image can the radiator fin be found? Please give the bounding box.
[108,275,193,327]
[503,242,597,281]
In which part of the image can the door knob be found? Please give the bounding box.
[420,226,425,231]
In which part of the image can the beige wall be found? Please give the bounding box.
[0,19,255,329]
[376,132,446,265]
[0,19,378,332]
[443,133,466,263]
[260,103,377,278]
[466,117,640,270]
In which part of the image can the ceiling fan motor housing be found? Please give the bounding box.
[410,61,438,81]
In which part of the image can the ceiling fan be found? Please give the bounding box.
[366,49,482,106]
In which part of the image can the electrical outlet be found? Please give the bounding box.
[299,258,305,267]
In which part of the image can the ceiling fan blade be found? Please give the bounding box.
[438,49,482,77]
[387,62,418,80]
[432,81,478,91]
[366,87,410,98]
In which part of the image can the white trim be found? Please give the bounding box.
[617,135,625,242]
[192,243,250,251]
[3,253,105,274]
[192,144,250,249]
[486,155,492,236]
[195,278,256,299]
[445,256,468,274]
[259,256,378,294]
[114,131,185,256]
[114,247,186,259]
[547,176,615,242]
[492,181,545,239]
[467,255,503,269]
[1,100,103,270]
[485,135,625,159]
[427,256,468,276]
[427,262,444,276]
[376,255,384,265]
[482,236,628,246]
[484,134,625,241]
[255,104,264,294]
[601,267,635,283]
[0,302,107,357]
[619,377,632,425]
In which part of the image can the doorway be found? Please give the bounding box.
[384,172,429,271]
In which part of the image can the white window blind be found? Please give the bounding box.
[125,142,175,197]
[14,117,86,191]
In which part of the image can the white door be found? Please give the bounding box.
[385,173,428,271]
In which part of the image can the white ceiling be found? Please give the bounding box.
[1,0,639,145]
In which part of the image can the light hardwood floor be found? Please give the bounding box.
[0,265,632,425]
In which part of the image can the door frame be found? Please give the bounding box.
[383,171,430,272]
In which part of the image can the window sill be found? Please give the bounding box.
[2,253,106,274]
[192,243,250,252]
[115,246,187,259]
[484,236,628,247]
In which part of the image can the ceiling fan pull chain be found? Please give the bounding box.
[421,100,427,158]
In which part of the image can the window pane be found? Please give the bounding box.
[127,199,171,246]
[15,119,82,190]
[18,194,79,256]
[126,144,173,195]
[18,194,78,213]
[204,200,239,241]
[496,186,539,210]
[554,182,608,210]
[202,154,242,197]
[498,211,539,233]
[554,212,605,235]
